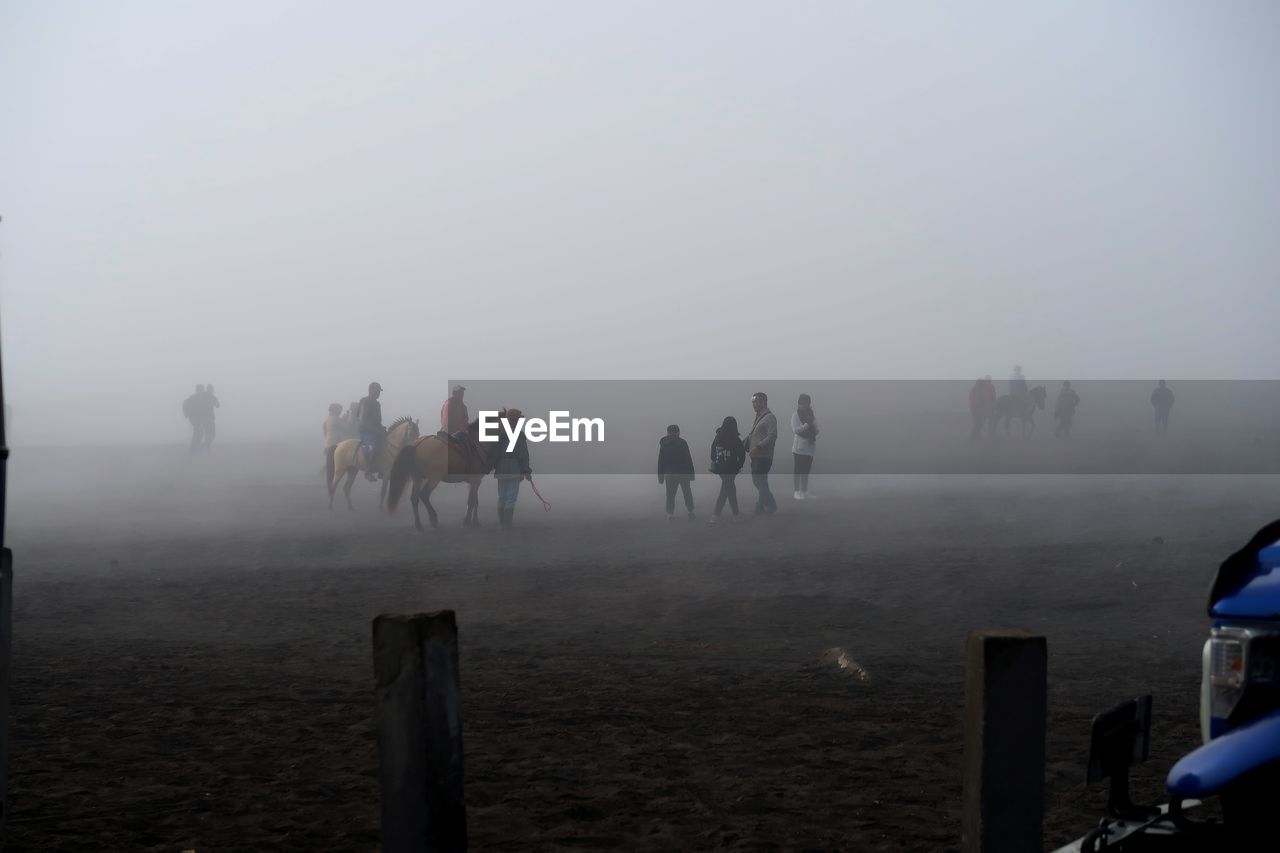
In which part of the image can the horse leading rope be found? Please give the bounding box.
[528,477,552,512]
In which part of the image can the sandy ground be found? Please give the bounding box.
[5,444,1277,851]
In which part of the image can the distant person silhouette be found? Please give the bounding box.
[708,416,746,523]
[1151,380,1175,434]
[201,384,221,450]
[183,384,206,454]
[745,392,778,515]
[657,424,695,521]
[1053,381,1081,438]
[791,393,818,499]
[968,376,997,439]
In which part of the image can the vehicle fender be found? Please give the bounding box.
[1167,708,1280,799]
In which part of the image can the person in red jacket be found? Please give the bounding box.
[969,376,997,439]
[440,385,469,435]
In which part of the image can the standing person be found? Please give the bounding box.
[709,416,746,523]
[791,393,819,499]
[969,376,997,439]
[183,384,206,454]
[744,392,778,515]
[493,407,531,528]
[323,403,344,487]
[440,384,469,435]
[344,402,360,439]
[201,383,221,450]
[657,424,696,521]
[1151,380,1175,434]
[357,382,385,482]
[1053,381,1081,438]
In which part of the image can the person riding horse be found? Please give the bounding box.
[357,382,385,482]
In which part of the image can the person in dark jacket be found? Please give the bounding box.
[493,407,532,528]
[658,424,695,520]
[1053,380,1081,438]
[708,416,746,523]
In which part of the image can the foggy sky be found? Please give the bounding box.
[2,1,1278,445]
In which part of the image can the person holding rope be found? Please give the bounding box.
[493,407,532,528]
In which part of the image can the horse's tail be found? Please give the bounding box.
[385,442,417,514]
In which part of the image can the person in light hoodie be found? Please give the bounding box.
[791,393,819,500]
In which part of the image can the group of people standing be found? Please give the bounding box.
[181,384,220,454]
[657,392,819,523]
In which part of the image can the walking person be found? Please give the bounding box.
[183,384,206,454]
[791,393,818,499]
[745,392,778,515]
[493,408,532,528]
[323,403,344,487]
[201,384,221,450]
[657,424,696,521]
[969,376,997,439]
[1151,380,1175,434]
[1053,381,1081,438]
[709,416,746,523]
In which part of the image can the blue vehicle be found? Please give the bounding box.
[1057,520,1280,850]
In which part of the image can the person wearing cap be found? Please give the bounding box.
[492,407,532,528]
[745,392,778,515]
[357,382,385,482]
[441,384,469,435]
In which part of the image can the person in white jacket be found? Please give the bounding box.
[791,393,818,499]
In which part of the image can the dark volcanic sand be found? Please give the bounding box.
[6,446,1277,851]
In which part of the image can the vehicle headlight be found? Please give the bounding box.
[1203,626,1280,740]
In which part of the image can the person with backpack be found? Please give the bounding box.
[708,416,746,523]
[791,393,819,500]
[657,424,696,521]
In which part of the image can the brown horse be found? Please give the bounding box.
[328,417,419,510]
[385,423,499,528]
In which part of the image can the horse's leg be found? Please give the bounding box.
[343,468,357,510]
[409,474,425,531]
[466,479,480,526]
[380,478,388,510]
[420,478,440,529]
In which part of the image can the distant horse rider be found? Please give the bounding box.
[440,384,469,436]
[183,384,206,454]
[1009,365,1028,400]
[1054,380,1081,438]
[357,382,385,481]
[1151,380,1175,434]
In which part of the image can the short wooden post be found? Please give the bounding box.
[373,611,466,852]
[962,629,1047,853]
[0,548,10,827]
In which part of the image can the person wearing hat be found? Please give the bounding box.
[440,384,469,436]
[357,382,385,482]
[744,391,778,515]
[492,407,532,528]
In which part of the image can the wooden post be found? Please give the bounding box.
[0,548,10,827]
[373,611,466,852]
[962,629,1047,853]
